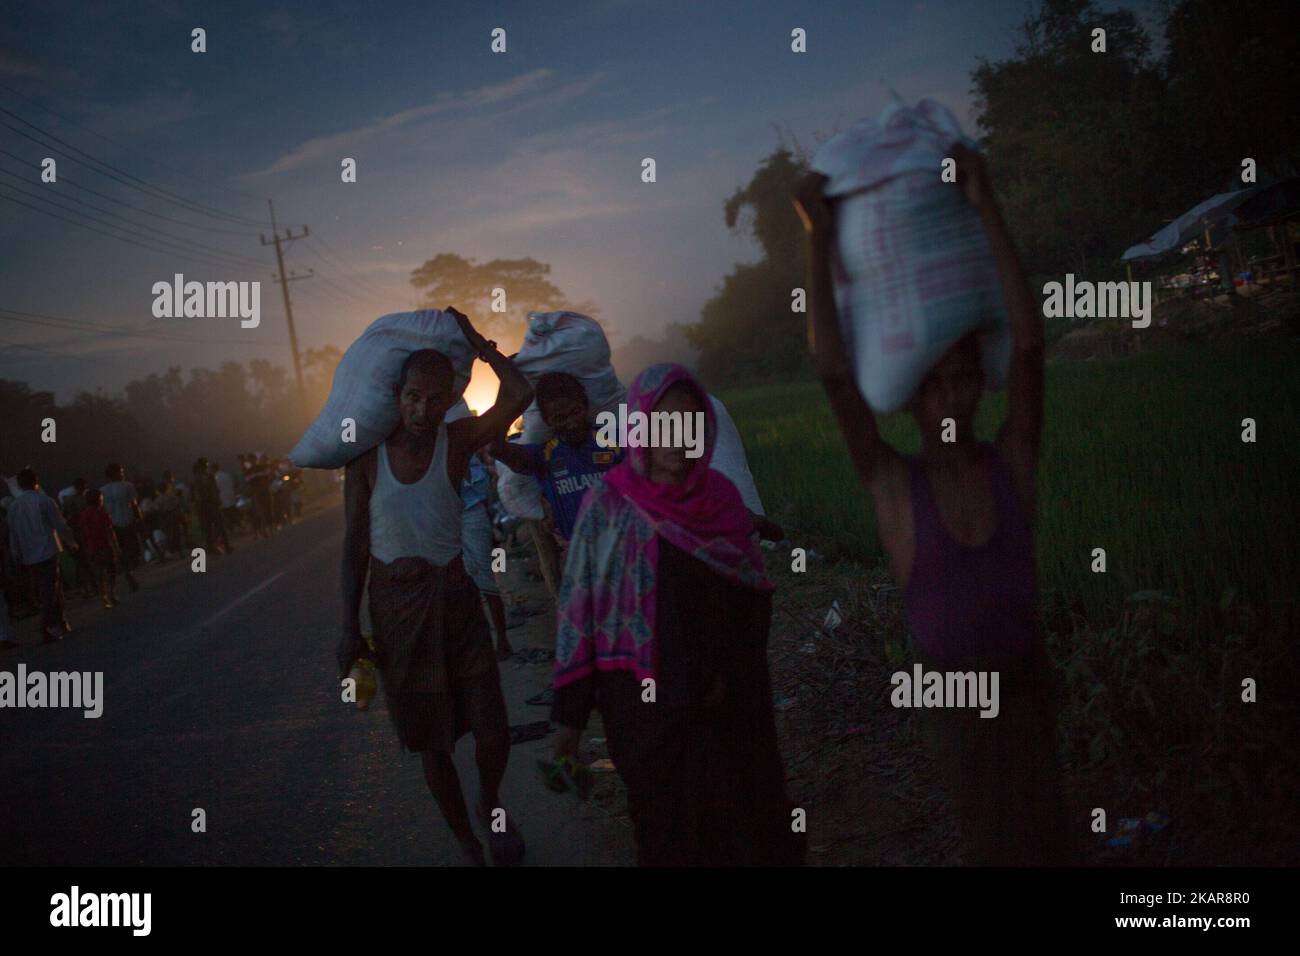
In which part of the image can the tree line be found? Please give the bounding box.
[686,0,1298,384]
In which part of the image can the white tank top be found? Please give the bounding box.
[368,423,463,565]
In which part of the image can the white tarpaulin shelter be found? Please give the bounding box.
[1122,186,1261,262]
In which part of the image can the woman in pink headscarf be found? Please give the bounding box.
[549,363,802,866]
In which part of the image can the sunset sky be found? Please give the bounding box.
[1,0,1156,402]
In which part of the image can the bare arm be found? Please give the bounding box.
[953,146,1043,500]
[488,434,536,475]
[792,173,906,496]
[447,307,535,451]
[338,453,373,678]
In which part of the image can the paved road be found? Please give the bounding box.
[0,502,632,866]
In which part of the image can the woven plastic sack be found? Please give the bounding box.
[811,99,1010,412]
[289,310,476,469]
[496,311,627,520]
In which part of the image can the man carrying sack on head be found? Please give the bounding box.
[337,307,534,867]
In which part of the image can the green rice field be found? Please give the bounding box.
[721,334,1300,637]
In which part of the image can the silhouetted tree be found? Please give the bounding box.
[408,252,598,345]
[686,147,810,385]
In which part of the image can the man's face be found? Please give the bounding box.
[911,335,984,439]
[398,366,455,435]
[540,397,589,445]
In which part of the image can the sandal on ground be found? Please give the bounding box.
[509,720,551,745]
[525,688,555,707]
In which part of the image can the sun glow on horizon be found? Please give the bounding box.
[461,362,501,417]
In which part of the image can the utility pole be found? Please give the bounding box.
[260,198,313,424]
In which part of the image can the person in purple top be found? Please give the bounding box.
[794,145,1073,865]
[491,372,623,545]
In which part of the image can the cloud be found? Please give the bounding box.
[408,101,683,239]
[505,105,672,155]
[242,69,564,178]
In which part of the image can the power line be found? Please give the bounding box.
[0,334,119,366]
[309,267,394,311]
[297,274,389,317]
[0,149,258,237]
[0,307,289,349]
[0,105,267,226]
[0,78,269,209]
[303,234,398,303]
[0,109,266,227]
[0,171,268,270]
[0,190,264,273]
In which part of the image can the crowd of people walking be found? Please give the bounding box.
[6,157,1073,867]
[0,453,304,647]
[326,152,1073,868]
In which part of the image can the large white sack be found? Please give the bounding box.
[515,311,623,397]
[289,310,477,469]
[515,311,626,431]
[495,458,545,521]
[514,311,628,450]
[709,395,764,515]
[811,99,1010,413]
[495,310,627,520]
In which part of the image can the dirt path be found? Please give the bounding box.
[462,531,635,866]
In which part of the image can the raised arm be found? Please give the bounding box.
[792,173,905,496]
[338,453,373,679]
[952,146,1043,494]
[447,307,534,451]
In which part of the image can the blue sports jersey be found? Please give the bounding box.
[523,434,622,540]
